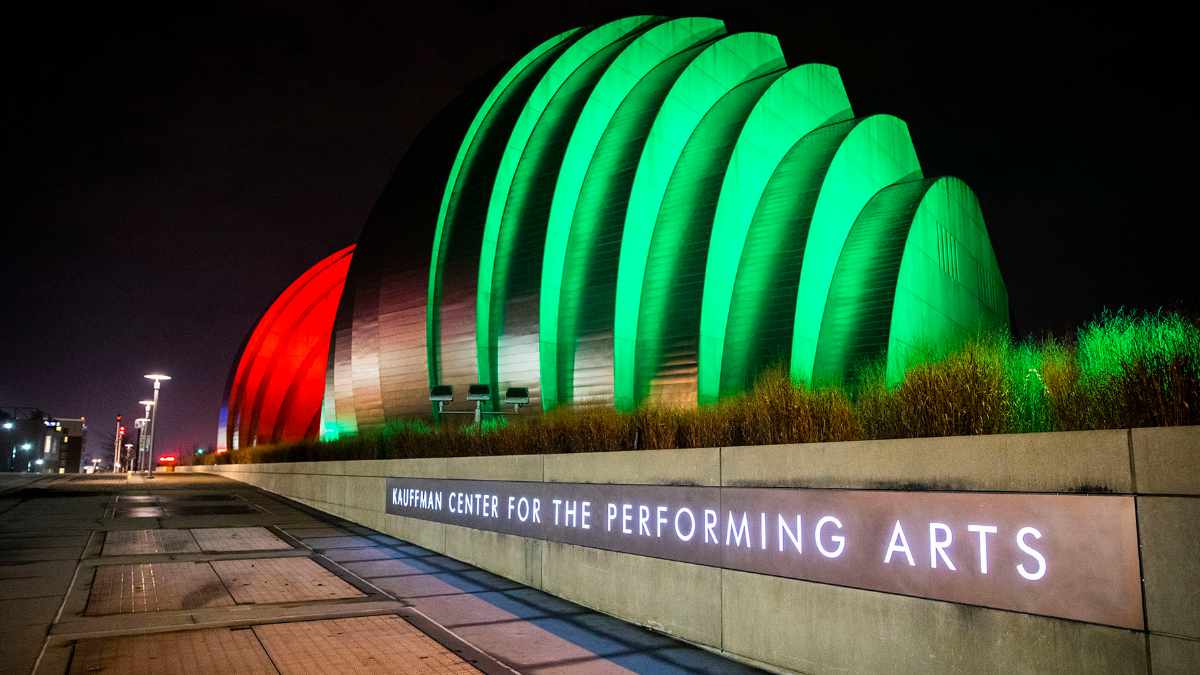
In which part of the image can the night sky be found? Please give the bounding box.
[3,3,1195,462]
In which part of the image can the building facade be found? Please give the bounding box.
[1,407,83,473]
[220,15,1008,450]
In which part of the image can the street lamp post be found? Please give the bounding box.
[143,374,171,476]
[136,400,154,472]
[113,415,124,472]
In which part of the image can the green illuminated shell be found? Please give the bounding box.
[426,15,1009,413]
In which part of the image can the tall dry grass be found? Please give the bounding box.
[201,310,1200,466]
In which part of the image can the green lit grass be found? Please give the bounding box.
[207,309,1199,465]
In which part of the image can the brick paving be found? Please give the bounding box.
[86,561,234,615]
[70,626,277,675]
[255,616,478,674]
[0,472,756,675]
[190,526,291,552]
[101,529,200,556]
[211,557,364,604]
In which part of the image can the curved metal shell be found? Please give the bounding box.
[224,14,1010,442]
[219,245,354,450]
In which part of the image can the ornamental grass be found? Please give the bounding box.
[204,309,1200,465]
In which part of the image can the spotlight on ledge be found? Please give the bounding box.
[429,385,454,413]
[504,387,530,412]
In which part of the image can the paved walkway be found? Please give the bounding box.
[0,473,757,674]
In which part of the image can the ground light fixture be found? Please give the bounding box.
[430,383,528,424]
[504,387,530,412]
[466,384,490,423]
[429,385,454,413]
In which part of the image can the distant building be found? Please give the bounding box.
[2,407,65,473]
[56,417,86,473]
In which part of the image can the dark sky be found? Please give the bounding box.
[2,3,1195,462]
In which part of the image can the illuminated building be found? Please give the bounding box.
[1,407,75,473]
[221,16,1007,448]
[217,245,354,451]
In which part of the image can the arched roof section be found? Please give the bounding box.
[539,17,725,409]
[629,70,784,408]
[887,177,1008,384]
[697,65,852,404]
[477,16,659,408]
[790,114,923,387]
[220,244,354,450]
[813,177,1008,386]
[613,32,786,410]
[426,28,581,401]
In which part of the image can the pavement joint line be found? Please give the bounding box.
[29,529,92,675]
[305,551,394,600]
[45,599,413,642]
[79,529,104,559]
[311,550,414,608]
[77,547,312,567]
[247,620,287,675]
[393,605,520,675]
[265,523,309,551]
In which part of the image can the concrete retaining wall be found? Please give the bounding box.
[181,426,1200,674]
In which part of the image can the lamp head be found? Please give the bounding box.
[139,400,155,407]
[143,373,172,382]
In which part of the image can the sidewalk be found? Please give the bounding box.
[0,473,758,674]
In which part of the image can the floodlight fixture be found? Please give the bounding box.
[504,387,530,412]
[429,384,454,413]
[143,373,172,382]
[466,384,491,423]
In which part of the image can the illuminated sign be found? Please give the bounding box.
[385,478,1141,629]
